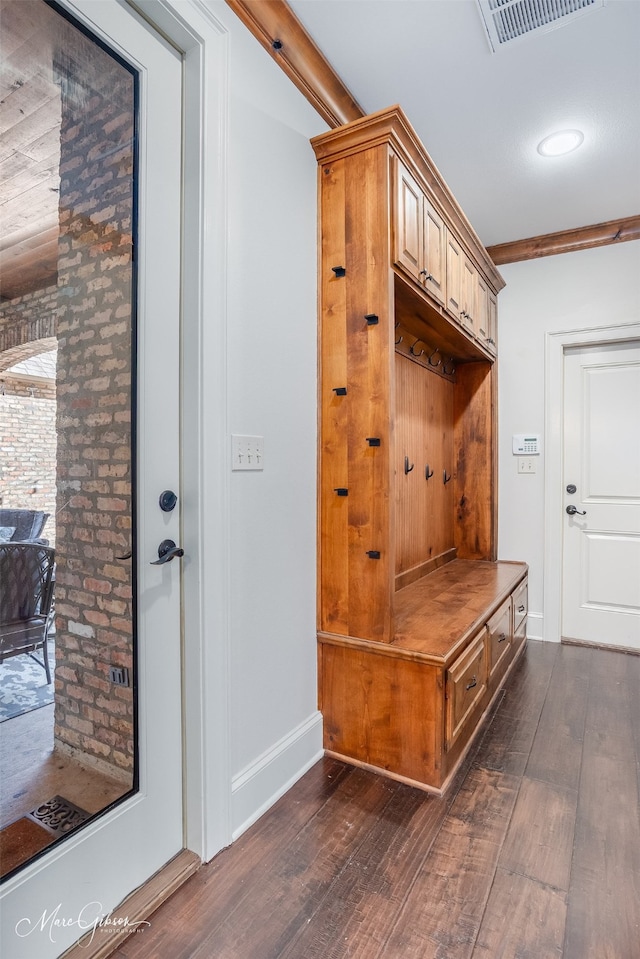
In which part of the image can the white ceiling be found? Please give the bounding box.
[288,0,640,247]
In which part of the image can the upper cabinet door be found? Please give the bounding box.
[461,255,478,334]
[476,272,489,343]
[446,231,462,319]
[389,150,499,358]
[423,200,446,306]
[394,160,423,284]
[487,291,498,355]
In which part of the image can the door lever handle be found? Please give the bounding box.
[151,539,184,565]
[566,504,586,516]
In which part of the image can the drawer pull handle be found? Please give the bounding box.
[518,604,525,612]
[498,632,507,643]
[466,675,478,691]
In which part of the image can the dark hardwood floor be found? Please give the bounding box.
[112,641,640,959]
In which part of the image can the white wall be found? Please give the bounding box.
[212,6,328,837]
[497,241,640,640]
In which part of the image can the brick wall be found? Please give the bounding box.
[0,285,57,370]
[0,286,58,538]
[0,383,57,542]
[52,24,136,781]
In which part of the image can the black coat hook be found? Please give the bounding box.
[443,470,452,485]
[404,456,414,475]
[410,340,425,357]
[425,465,434,480]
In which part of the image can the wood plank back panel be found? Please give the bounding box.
[394,352,424,577]
[394,353,455,581]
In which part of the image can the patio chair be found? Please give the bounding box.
[0,542,55,684]
[0,508,50,545]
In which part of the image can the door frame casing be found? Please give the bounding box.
[2,0,222,954]
[544,321,640,643]
[130,0,234,860]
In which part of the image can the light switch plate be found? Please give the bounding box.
[232,434,264,470]
[518,457,536,474]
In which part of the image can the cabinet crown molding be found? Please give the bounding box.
[311,105,505,294]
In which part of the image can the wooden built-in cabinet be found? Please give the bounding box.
[312,105,526,793]
[394,155,496,354]
[395,160,446,306]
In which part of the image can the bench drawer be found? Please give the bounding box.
[487,598,512,683]
[446,629,487,750]
[513,578,528,632]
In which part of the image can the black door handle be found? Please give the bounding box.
[566,505,586,516]
[151,539,184,565]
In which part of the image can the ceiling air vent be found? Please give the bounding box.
[476,0,605,52]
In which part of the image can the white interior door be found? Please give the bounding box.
[0,2,184,955]
[562,340,640,649]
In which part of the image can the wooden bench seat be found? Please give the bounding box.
[393,558,527,663]
[318,559,528,793]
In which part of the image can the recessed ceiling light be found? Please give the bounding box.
[537,130,584,157]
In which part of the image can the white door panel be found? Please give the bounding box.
[584,364,640,499]
[0,2,183,955]
[581,532,640,609]
[562,341,640,649]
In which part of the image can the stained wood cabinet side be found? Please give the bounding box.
[317,146,395,643]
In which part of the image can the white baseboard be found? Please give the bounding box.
[526,611,549,642]
[231,711,324,840]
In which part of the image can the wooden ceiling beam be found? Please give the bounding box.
[224,0,364,128]
[0,223,58,301]
[487,215,640,265]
